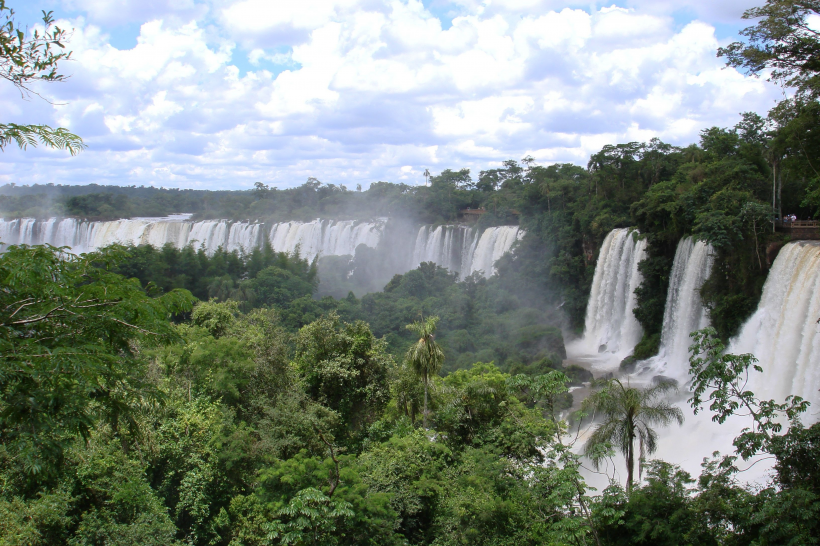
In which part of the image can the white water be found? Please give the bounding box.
[0,217,521,279]
[467,226,522,277]
[574,228,647,360]
[608,242,820,491]
[268,219,382,260]
[642,237,714,379]
[731,241,820,409]
[410,224,522,278]
[410,225,472,274]
[0,216,382,260]
[576,239,820,493]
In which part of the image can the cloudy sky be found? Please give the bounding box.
[1,0,782,189]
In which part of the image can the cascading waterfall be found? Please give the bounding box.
[268,219,382,260]
[466,226,522,277]
[578,228,647,356]
[1,216,521,279]
[410,225,469,273]
[731,241,820,407]
[409,225,521,278]
[646,236,714,377]
[0,216,382,259]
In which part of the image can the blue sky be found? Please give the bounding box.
[0,0,781,189]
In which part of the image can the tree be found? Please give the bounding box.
[265,488,354,546]
[405,316,444,429]
[688,327,809,460]
[582,379,684,494]
[0,244,194,475]
[0,1,84,154]
[293,313,392,445]
[687,328,820,544]
[718,0,820,97]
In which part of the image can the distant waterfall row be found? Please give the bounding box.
[578,228,646,357]
[410,224,522,277]
[0,216,382,261]
[0,216,520,279]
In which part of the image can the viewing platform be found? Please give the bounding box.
[776,220,820,240]
[458,208,520,223]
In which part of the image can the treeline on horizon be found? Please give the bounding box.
[1,110,818,229]
[2,108,818,346]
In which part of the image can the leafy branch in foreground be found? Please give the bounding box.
[718,0,820,96]
[0,1,72,95]
[0,122,85,154]
[0,2,85,155]
[688,327,810,460]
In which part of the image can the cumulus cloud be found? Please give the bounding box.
[0,0,780,189]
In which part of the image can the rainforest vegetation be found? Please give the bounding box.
[1,0,820,544]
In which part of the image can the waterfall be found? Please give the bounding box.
[731,241,820,407]
[0,216,382,259]
[410,225,471,273]
[1,216,521,280]
[578,228,647,356]
[467,226,521,277]
[267,219,382,261]
[648,236,714,377]
[409,224,521,278]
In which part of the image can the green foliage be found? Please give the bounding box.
[594,461,715,546]
[112,242,319,330]
[294,313,392,447]
[631,333,661,360]
[405,315,444,429]
[0,244,194,475]
[719,0,820,97]
[436,363,556,460]
[0,438,181,546]
[266,487,355,546]
[0,123,85,155]
[688,328,810,460]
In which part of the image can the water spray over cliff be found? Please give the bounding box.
[576,228,646,357]
[732,241,820,407]
[646,236,714,378]
[409,225,521,277]
[0,217,521,279]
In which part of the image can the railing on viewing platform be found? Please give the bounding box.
[775,219,820,240]
[458,208,520,223]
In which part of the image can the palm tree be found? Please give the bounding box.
[405,316,444,429]
[423,168,431,186]
[582,379,684,494]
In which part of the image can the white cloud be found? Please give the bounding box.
[0,0,782,189]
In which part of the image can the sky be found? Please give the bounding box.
[0,0,784,190]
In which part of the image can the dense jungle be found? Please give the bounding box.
[2,0,820,545]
